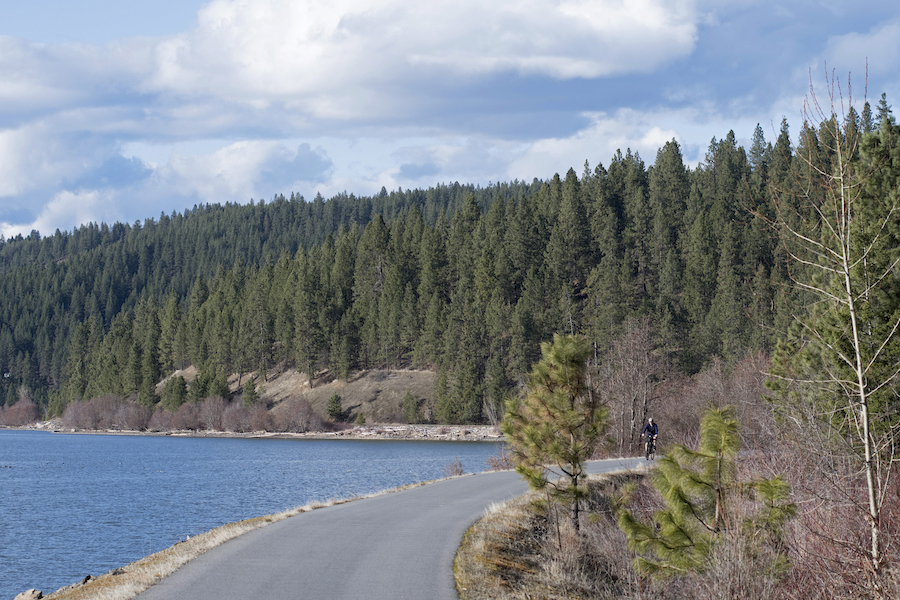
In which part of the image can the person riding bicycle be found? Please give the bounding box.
[641,417,658,459]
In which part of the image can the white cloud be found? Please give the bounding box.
[0,124,106,198]
[508,111,682,178]
[143,0,700,117]
[0,36,153,114]
[5,0,893,241]
[1,189,122,238]
[823,19,900,79]
[159,140,332,201]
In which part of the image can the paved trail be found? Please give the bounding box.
[138,457,644,600]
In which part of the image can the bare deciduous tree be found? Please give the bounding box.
[600,317,666,454]
[200,396,227,430]
[766,72,900,596]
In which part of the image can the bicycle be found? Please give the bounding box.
[645,435,657,461]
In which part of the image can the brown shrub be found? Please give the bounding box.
[147,406,174,431]
[62,399,96,429]
[60,396,155,431]
[443,457,465,477]
[1,398,41,426]
[222,402,252,432]
[62,396,110,429]
[92,395,124,429]
[457,475,641,600]
[272,396,322,432]
[485,447,514,471]
[772,438,900,600]
[172,402,201,430]
[250,403,272,431]
[647,353,775,452]
[60,396,153,430]
[458,471,802,600]
[200,396,227,430]
[113,402,151,430]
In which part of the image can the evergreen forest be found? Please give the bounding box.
[0,96,896,429]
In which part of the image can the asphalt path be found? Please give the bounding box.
[138,457,645,600]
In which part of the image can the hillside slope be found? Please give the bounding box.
[169,366,438,424]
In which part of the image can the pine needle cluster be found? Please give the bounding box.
[617,407,796,578]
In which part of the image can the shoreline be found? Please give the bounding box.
[36,475,463,600]
[4,421,504,443]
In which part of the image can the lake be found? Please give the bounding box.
[0,430,503,599]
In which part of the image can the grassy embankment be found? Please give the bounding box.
[455,472,644,600]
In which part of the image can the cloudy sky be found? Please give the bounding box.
[0,0,897,237]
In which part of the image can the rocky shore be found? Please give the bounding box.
[13,420,504,443]
[264,424,503,441]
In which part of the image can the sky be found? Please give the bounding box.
[0,0,898,238]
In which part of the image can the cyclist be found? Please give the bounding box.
[641,417,658,460]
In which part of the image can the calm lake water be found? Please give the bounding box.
[0,429,502,599]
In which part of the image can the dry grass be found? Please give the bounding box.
[456,473,642,600]
[301,369,437,423]
[161,366,437,425]
[455,470,803,600]
[40,479,445,600]
[240,367,437,424]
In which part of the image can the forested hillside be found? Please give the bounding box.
[0,97,895,424]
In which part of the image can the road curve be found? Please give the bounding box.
[138,457,644,600]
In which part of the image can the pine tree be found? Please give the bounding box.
[294,250,322,382]
[618,407,795,577]
[501,334,607,531]
[648,140,689,316]
[706,222,745,360]
[161,375,187,411]
[545,168,590,334]
[242,379,259,407]
[413,292,445,368]
[326,393,343,421]
[875,92,895,126]
[158,293,181,373]
[621,150,652,309]
[861,101,875,133]
[402,391,420,424]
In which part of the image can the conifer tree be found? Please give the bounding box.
[294,250,322,382]
[649,140,689,312]
[242,379,259,407]
[706,222,745,360]
[875,92,895,126]
[402,391,420,424]
[545,168,590,334]
[618,407,795,577]
[326,393,343,421]
[208,369,230,399]
[161,375,187,411]
[502,334,607,531]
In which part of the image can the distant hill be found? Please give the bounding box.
[0,115,865,424]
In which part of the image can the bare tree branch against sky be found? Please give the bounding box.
[0,0,897,237]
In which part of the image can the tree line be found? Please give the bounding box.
[0,94,895,425]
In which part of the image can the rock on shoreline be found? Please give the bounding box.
[11,422,504,443]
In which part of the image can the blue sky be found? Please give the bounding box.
[0,0,898,237]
